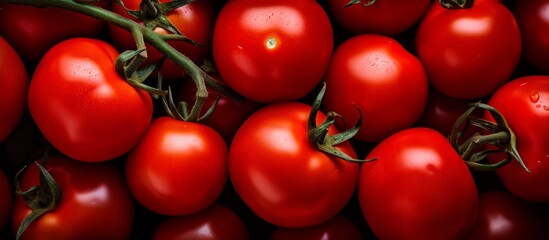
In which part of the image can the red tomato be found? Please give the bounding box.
[484,75,549,202]
[178,76,261,143]
[109,0,216,80]
[270,214,362,240]
[0,1,110,62]
[152,204,249,240]
[28,38,153,162]
[513,0,549,72]
[416,0,521,99]
[0,36,28,142]
[465,191,549,239]
[125,117,228,216]
[0,168,11,230]
[323,34,428,143]
[359,127,478,239]
[326,0,430,36]
[12,156,134,240]
[213,0,333,103]
[229,102,359,228]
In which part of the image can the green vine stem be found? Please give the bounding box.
[449,102,530,172]
[0,0,241,118]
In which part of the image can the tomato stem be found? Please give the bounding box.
[344,0,377,8]
[438,0,474,9]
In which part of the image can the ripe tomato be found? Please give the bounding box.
[109,0,216,80]
[12,156,134,240]
[0,36,27,142]
[323,34,428,143]
[0,168,11,230]
[28,38,153,162]
[0,1,110,62]
[178,76,261,143]
[125,117,228,216]
[152,204,249,240]
[270,214,362,240]
[359,127,478,239]
[326,0,430,36]
[416,0,521,99]
[213,0,333,103]
[484,75,549,202]
[229,102,359,228]
[465,190,549,239]
[513,0,549,72]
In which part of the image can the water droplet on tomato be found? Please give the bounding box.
[544,105,549,111]
[530,91,540,103]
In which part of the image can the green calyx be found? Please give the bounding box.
[307,83,373,163]
[344,0,377,8]
[449,102,529,172]
[438,0,474,9]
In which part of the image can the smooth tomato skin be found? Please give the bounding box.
[323,34,428,143]
[126,117,228,216]
[326,0,430,36]
[28,38,153,162]
[11,156,134,240]
[229,102,359,228]
[465,191,549,240]
[213,0,333,103]
[178,76,261,143]
[0,168,11,230]
[109,0,216,80]
[484,76,549,202]
[513,0,549,72]
[270,214,362,240]
[152,204,249,240]
[359,127,478,239]
[0,36,28,142]
[0,2,110,62]
[416,0,521,99]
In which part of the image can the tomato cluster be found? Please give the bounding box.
[1,0,549,239]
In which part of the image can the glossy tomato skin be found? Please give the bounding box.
[152,204,249,240]
[178,76,261,143]
[126,117,228,216]
[229,102,359,228]
[270,214,362,240]
[326,0,430,36]
[323,34,428,143]
[0,2,110,62]
[465,191,549,240]
[0,36,28,142]
[416,0,521,99]
[359,127,478,239]
[484,76,549,202]
[513,0,549,72]
[109,0,216,80]
[28,38,153,162]
[11,156,134,240]
[0,168,12,230]
[213,0,333,103]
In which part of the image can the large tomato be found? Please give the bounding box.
[416,0,521,99]
[513,0,549,72]
[359,127,478,239]
[0,168,11,231]
[326,0,430,36]
[323,34,428,143]
[465,191,549,239]
[0,36,27,142]
[125,117,228,216]
[28,38,153,162]
[152,204,249,240]
[483,75,549,202]
[109,0,216,80]
[213,0,333,103]
[229,102,359,228]
[0,1,110,62]
[12,156,134,240]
